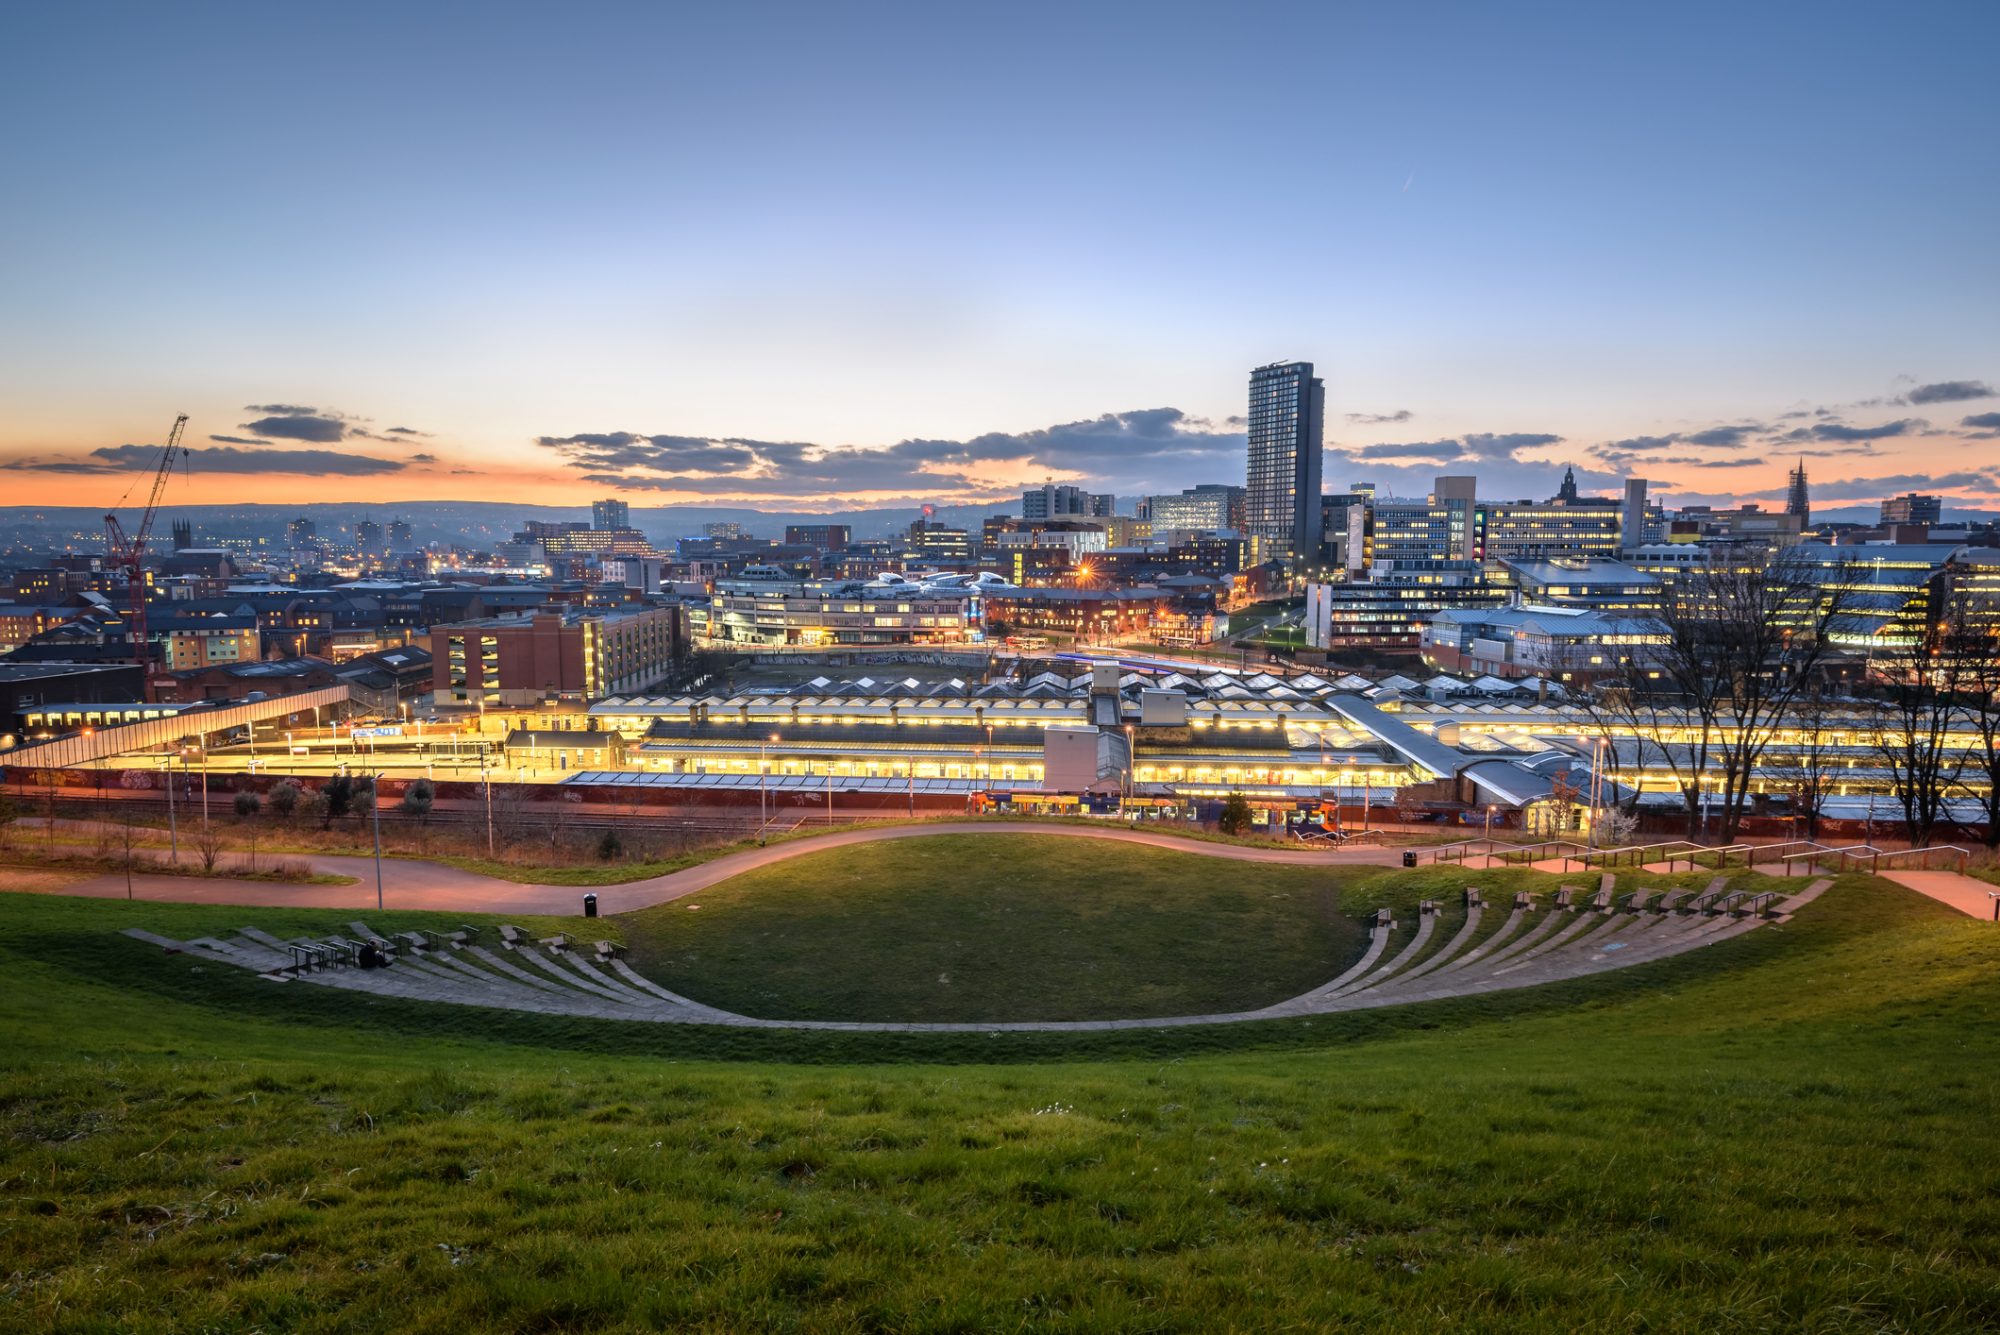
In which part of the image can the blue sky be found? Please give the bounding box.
[1,1,1995,511]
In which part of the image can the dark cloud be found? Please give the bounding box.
[1905,380,1995,405]
[207,434,272,446]
[89,444,406,476]
[1962,412,2000,429]
[1684,425,1760,448]
[1346,409,1413,425]
[244,403,318,415]
[540,408,1245,499]
[1459,432,1562,460]
[1800,418,1924,442]
[410,452,438,463]
[242,413,350,443]
[0,458,123,474]
[1743,471,1998,504]
[385,426,430,437]
[1351,440,1463,461]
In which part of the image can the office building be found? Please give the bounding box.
[784,524,852,551]
[431,605,688,706]
[1022,484,1115,521]
[1146,484,1245,534]
[386,518,414,552]
[355,520,383,555]
[1880,493,1942,525]
[1244,360,1325,559]
[699,577,979,647]
[904,520,972,562]
[592,498,631,531]
[1621,479,1651,550]
[285,516,317,548]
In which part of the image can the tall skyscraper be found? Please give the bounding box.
[1786,460,1810,526]
[592,498,630,531]
[1244,360,1324,559]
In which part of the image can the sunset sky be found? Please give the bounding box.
[2,2,1995,514]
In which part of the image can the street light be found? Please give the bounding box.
[758,733,779,838]
[368,771,385,911]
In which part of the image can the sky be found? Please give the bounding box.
[1,1,1995,515]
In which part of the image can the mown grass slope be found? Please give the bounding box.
[621,835,1364,1022]
[1,864,1997,1332]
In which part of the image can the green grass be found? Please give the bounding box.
[620,835,1365,1022]
[2,858,1998,1331]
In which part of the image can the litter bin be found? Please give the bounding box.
[1401,851,1418,868]
[583,893,599,919]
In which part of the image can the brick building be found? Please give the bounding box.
[430,605,686,707]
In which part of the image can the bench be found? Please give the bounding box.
[541,933,572,952]
[1588,887,1613,911]
[498,925,528,945]
[1373,908,1393,930]
[1554,886,1576,909]
[594,939,625,960]
[1622,889,1655,913]
[1463,887,1484,909]
[1513,890,1535,909]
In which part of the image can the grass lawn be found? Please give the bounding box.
[2,859,1997,1331]
[620,835,1364,1022]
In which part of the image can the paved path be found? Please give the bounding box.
[15,822,1407,916]
[1880,870,2000,921]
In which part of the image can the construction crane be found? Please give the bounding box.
[103,413,189,691]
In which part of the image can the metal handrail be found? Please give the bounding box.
[1492,839,1596,870]
[1866,844,1971,873]
[1743,840,1838,868]
[1581,840,1705,869]
[1662,843,1753,872]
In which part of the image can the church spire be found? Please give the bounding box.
[1557,464,1579,504]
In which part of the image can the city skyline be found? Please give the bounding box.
[1,4,1995,513]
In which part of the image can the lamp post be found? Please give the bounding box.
[1485,803,1496,838]
[1123,723,1135,810]
[758,733,778,838]
[162,755,178,863]
[369,771,384,911]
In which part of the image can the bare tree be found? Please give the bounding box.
[1866,610,1968,848]
[1773,677,1848,842]
[1613,548,1856,843]
[1944,590,2000,848]
[194,819,224,874]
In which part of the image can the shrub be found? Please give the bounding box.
[323,775,355,824]
[597,828,624,861]
[1218,792,1254,837]
[233,791,261,819]
[267,781,301,818]
[400,778,435,822]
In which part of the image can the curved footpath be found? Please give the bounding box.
[19,821,1407,915]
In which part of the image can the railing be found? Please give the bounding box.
[1659,843,1753,872]
[1866,845,1971,873]
[1420,838,1514,865]
[1493,840,1595,869]
[1779,844,1892,875]
[1582,840,1706,869]
[1743,840,1838,868]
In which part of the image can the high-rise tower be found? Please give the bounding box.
[1244,360,1325,559]
[1786,460,1810,526]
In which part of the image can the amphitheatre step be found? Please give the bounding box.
[1330,904,1436,996]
